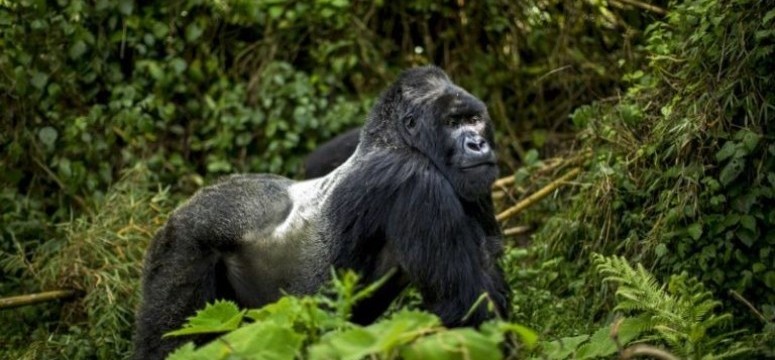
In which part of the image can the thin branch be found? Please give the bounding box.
[496,168,582,222]
[613,0,667,15]
[621,344,680,360]
[503,226,531,237]
[493,175,515,189]
[0,289,80,310]
[492,191,506,201]
[729,289,768,323]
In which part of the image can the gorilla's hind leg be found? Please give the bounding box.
[132,219,223,359]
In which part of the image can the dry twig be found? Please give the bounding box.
[729,289,769,323]
[621,345,680,360]
[496,167,582,222]
[0,289,80,310]
[503,226,531,237]
[613,0,667,14]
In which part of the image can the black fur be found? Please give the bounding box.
[303,127,361,179]
[133,66,509,359]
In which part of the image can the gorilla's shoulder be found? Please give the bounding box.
[207,173,293,194]
[172,173,294,225]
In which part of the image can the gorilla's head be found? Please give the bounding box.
[362,66,498,200]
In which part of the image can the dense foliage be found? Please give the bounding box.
[533,0,775,326]
[1,0,773,359]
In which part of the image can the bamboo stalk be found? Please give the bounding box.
[493,175,515,189]
[0,289,79,310]
[503,226,531,237]
[621,345,679,360]
[614,0,667,14]
[496,167,582,222]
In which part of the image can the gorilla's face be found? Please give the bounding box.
[435,91,498,200]
[399,78,498,200]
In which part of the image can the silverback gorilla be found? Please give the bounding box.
[133,66,509,359]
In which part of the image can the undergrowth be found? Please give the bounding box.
[0,166,174,359]
[165,271,537,360]
[157,253,751,359]
[531,0,775,340]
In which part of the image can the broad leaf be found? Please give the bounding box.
[165,300,245,337]
[401,328,503,360]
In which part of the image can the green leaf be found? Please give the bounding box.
[206,158,232,173]
[617,316,649,343]
[687,223,703,240]
[575,325,617,359]
[165,343,197,360]
[401,328,503,360]
[764,271,775,288]
[524,149,540,166]
[715,141,737,162]
[309,310,440,360]
[736,229,756,248]
[170,58,187,75]
[719,158,744,186]
[185,23,203,42]
[740,215,756,232]
[573,318,646,359]
[247,296,304,322]
[176,321,304,360]
[38,126,58,147]
[655,243,668,258]
[764,9,775,24]
[31,71,49,89]
[543,335,589,360]
[497,322,538,349]
[739,131,760,153]
[309,327,376,360]
[69,40,87,59]
[269,6,283,19]
[165,300,245,337]
[118,0,133,15]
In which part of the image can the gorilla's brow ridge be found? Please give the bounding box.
[403,75,451,104]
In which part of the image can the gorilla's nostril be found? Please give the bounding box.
[465,138,488,153]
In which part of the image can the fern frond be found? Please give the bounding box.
[592,253,750,358]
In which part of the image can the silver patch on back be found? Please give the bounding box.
[225,153,360,306]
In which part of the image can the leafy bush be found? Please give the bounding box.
[0,0,657,259]
[165,271,537,360]
[533,0,775,331]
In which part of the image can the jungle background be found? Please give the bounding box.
[1,0,774,359]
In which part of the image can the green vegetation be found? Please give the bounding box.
[529,0,774,333]
[1,0,773,359]
[164,272,536,360]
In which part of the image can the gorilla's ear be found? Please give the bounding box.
[403,114,417,134]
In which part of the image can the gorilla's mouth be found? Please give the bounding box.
[459,161,496,171]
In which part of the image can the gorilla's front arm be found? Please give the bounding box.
[386,169,508,326]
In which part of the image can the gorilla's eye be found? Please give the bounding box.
[448,114,478,127]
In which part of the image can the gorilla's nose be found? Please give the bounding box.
[464,134,491,156]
